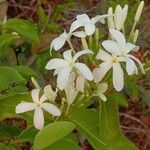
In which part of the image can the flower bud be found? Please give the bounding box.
[133,29,139,43]
[114,4,128,30]
[108,7,115,28]
[31,77,40,89]
[134,1,144,22]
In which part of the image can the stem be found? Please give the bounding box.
[129,21,137,38]
[67,38,75,54]
[88,35,93,49]
[65,104,71,117]
[81,37,89,49]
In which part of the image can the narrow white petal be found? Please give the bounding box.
[45,59,68,70]
[42,103,61,116]
[76,14,91,23]
[76,75,85,93]
[114,5,123,30]
[84,23,95,35]
[72,31,86,38]
[97,83,108,93]
[98,93,107,102]
[125,57,137,75]
[31,89,40,103]
[39,94,48,103]
[63,50,72,61]
[74,63,93,81]
[113,63,124,91]
[34,108,44,130]
[57,67,71,90]
[44,84,57,101]
[109,28,126,48]
[121,5,128,28]
[73,49,93,62]
[125,43,139,53]
[50,37,66,51]
[70,20,83,32]
[102,40,122,55]
[16,102,36,113]
[126,54,145,74]
[93,62,112,83]
[96,49,111,61]
[91,14,112,24]
[53,68,62,76]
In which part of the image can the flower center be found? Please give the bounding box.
[36,102,42,108]
[111,55,118,63]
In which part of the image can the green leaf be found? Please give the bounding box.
[99,98,137,150]
[126,80,140,100]
[0,66,26,91]
[0,93,31,120]
[44,138,81,150]
[19,125,38,142]
[70,109,106,150]
[5,19,39,43]
[99,98,120,140]
[0,123,21,136]
[34,121,76,150]
[14,66,39,80]
[0,143,10,150]
[114,92,128,107]
[0,34,18,59]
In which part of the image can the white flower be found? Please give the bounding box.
[108,5,128,30]
[103,28,145,75]
[45,49,94,90]
[70,14,111,35]
[15,89,61,130]
[93,50,124,91]
[50,30,86,51]
[44,84,57,101]
[96,83,108,101]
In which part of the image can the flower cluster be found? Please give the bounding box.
[16,1,145,130]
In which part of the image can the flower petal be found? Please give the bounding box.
[125,57,137,75]
[125,43,139,53]
[113,62,124,91]
[73,49,93,62]
[50,37,66,51]
[16,102,36,113]
[109,28,126,48]
[70,20,83,32]
[97,83,108,93]
[45,58,68,70]
[39,95,48,103]
[72,31,86,38]
[42,103,61,116]
[84,23,95,35]
[98,93,107,102]
[126,54,145,74]
[57,67,71,90]
[44,84,57,101]
[63,50,72,62]
[96,49,111,61]
[74,63,93,81]
[76,14,91,23]
[31,89,40,103]
[91,14,112,24]
[93,61,112,83]
[76,75,85,93]
[102,40,122,55]
[34,108,44,130]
